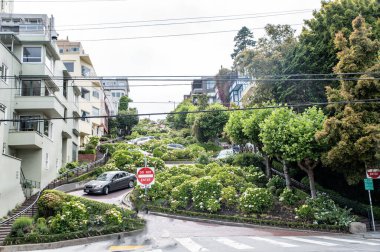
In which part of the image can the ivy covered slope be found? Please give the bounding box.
[4,190,144,245]
[131,163,356,231]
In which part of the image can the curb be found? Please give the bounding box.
[0,229,144,252]
[148,211,341,234]
[122,189,134,210]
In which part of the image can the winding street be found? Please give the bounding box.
[31,188,380,252]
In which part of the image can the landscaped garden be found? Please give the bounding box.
[4,190,144,245]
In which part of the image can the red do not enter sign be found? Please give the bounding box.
[137,167,155,187]
[367,169,380,179]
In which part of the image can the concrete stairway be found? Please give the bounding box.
[0,194,38,245]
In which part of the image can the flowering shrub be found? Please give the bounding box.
[243,166,267,187]
[37,191,64,217]
[295,194,356,226]
[239,188,274,214]
[170,180,195,210]
[221,186,238,209]
[279,188,301,206]
[105,208,123,225]
[49,201,88,233]
[192,176,222,213]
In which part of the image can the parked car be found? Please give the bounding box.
[167,143,185,150]
[136,136,155,145]
[83,171,136,195]
[215,149,235,160]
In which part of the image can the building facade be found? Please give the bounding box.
[0,13,80,217]
[229,76,250,107]
[186,77,217,105]
[102,79,129,115]
[57,39,107,147]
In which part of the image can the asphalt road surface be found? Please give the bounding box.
[33,189,380,252]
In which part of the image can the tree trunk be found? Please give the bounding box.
[282,160,291,189]
[264,155,272,179]
[297,159,318,199]
[307,169,317,199]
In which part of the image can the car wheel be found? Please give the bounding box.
[128,180,134,188]
[103,186,109,195]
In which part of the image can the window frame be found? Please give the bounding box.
[22,46,42,63]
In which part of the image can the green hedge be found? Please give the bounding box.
[3,223,144,245]
[148,206,348,233]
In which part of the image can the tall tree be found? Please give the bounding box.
[231,26,255,60]
[224,110,249,145]
[316,15,380,184]
[281,0,379,103]
[233,24,296,104]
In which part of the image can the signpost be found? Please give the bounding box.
[364,177,376,231]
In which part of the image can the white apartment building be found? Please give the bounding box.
[57,40,107,147]
[0,13,80,217]
[102,79,129,115]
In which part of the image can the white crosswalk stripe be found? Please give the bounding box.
[249,236,298,247]
[315,236,380,245]
[282,236,338,246]
[215,237,254,250]
[175,238,209,252]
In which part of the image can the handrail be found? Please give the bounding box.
[0,136,122,228]
[0,191,41,225]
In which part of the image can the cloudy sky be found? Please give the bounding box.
[14,0,322,119]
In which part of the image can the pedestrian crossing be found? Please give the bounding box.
[171,236,380,251]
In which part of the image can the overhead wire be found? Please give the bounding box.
[1,99,379,122]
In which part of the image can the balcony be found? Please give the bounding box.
[14,95,64,117]
[20,64,59,92]
[8,130,44,149]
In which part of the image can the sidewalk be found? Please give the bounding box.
[363,232,380,239]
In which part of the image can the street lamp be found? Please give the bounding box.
[168,101,176,110]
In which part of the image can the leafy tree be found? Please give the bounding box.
[233,24,296,104]
[192,103,229,143]
[259,107,296,188]
[224,110,249,145]
[284,107,326,198]
[117,108,139,135]
[316,15,380,184]
[169,99,193,129]
[231,26,255,59]
[242,103,275,178]
[118,96,133,111]
[282,0,379,103]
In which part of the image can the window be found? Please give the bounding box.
[59,48,63,53]
[81,88,90,101]
[92,107,99,116]
[81,65,91,77]
[63,79,68,98]
[1,63,7,81]
[112,93,116,97]
[81,110,90,122]
[44,120,49,136]
[23,47,42,62]
[92,90,99,99]
[63,62,74,72]
[20,115,40,132]
[71,47,79,52]
[21,80,41,96]
[72,143,78,161]
[206,80,215,90]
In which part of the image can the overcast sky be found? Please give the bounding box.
[14,0,322,119]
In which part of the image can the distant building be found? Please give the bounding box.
[102,79,129,115]
[229,76,250,107]
[186,77,217,105]
[0,0,13,13]
[57,39,108,146]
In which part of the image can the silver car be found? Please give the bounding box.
[84,171,136,195]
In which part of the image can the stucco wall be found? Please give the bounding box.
[0,154,25,218]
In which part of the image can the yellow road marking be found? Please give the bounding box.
[109,245,145,251]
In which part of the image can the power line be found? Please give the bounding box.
[11,0,129,2]
[1,99,379,122]
[56,11,311,32]
[56,9,314,28]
